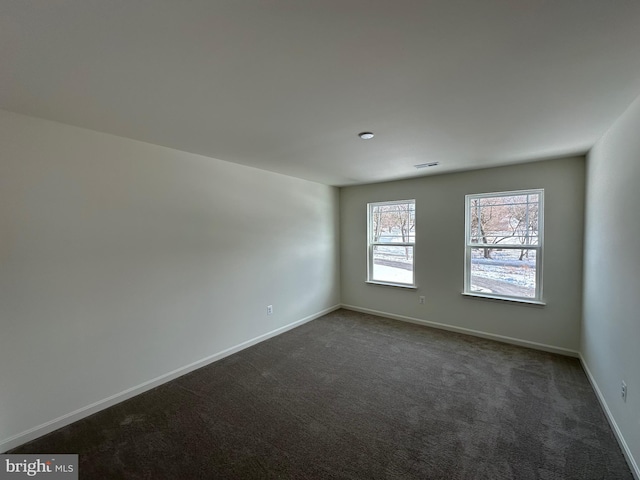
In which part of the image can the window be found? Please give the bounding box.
[464,189,544,303]
[367,200,416,287]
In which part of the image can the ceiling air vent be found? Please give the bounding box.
[414,162,440,169]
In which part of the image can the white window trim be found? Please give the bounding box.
[463,189,544,304]
[367,199,416,288]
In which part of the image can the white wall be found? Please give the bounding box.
[0,109,340,451]
[340,157,585,353]
[582,94,640,475]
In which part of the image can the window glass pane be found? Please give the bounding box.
[371,202,415,243]
[469,194,539,246]
[372,245,413,284]
[469,247,537,298]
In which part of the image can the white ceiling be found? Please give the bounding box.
[2,1,640,186]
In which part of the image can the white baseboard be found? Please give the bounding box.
[579,354,639,480]
[0,304,341,453]
[340,304,579,357]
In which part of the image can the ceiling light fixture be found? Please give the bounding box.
[414,162,440,169]
[358,132,374,140]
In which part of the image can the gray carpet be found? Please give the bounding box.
[11,309,633,479]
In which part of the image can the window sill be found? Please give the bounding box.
[366,281,417,290]
[461,292,546,306]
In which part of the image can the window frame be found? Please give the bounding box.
[463,189,544,304]
[367,199,416,288]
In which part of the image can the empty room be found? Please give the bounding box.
[1,1,639,479]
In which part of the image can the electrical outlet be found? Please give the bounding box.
[621,381,627,402]
[419,296,425,304]
[267,305,273,315]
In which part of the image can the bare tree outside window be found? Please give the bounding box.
[368,200,416,286]
[465,190,543,301]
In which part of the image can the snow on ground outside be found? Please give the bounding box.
[372,264,413,285]
[470,250,536,297]
[372,250,536,297]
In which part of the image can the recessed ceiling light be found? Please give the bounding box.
[358,132,374,140]
[414,162,440,169]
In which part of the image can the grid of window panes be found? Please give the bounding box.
[465,190,543,301]
[368,200,416,286]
